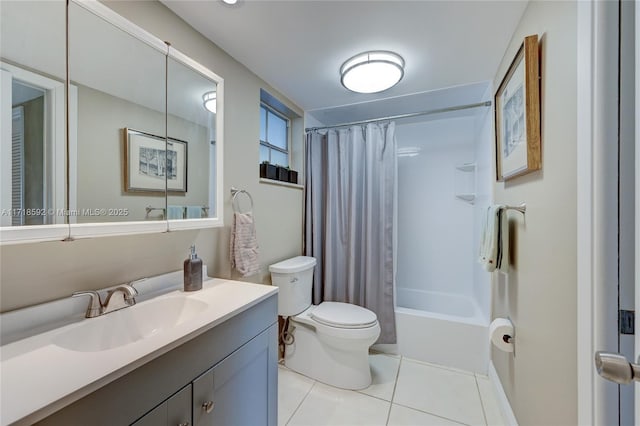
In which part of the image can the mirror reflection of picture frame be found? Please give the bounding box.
[494,34,541,182]
[124,128,188,193]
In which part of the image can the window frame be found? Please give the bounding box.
[259,102,290,166]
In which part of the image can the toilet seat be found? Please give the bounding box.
[310,302,378,329]
[291,303,380,341]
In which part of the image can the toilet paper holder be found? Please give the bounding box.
[490,317,515,352]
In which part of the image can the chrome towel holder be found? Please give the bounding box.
[231,187,254,214]
[505,203,526,214]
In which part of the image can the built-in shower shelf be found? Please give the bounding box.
[455,163,476,172]
[454,162,476,204]
[455,193,476,203]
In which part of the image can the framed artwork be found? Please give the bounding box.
[494,34,541,181]
[124,128,188,193]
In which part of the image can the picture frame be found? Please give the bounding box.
[124,128,188,193]
[494,34,541,181]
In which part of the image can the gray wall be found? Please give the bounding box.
[0,0,304,312]
[491,1,577,425]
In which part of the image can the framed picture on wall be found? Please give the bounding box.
[494,34,541,181]
[124,128,188,193]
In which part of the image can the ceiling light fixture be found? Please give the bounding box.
[203,91,217,113]
[222,0,238,4]
[340,51,405,94]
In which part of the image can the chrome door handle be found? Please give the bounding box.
[595,351,640,384]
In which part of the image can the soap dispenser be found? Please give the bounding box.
[184,245,203,292]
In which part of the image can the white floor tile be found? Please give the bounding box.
[402,356,475,376]
[394,359,485,425]
[476,375,507,426]
[358,353,400,401]
[388,404,466,426]
[278,366,315,426]
[288,381,391,426]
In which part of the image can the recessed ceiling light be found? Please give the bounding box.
[340,51,405,94]
[203,91,216,113]
[222,0,238,4]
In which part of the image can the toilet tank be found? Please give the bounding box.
[269,256,317,317]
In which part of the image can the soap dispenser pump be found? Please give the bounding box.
[184,245,203,292]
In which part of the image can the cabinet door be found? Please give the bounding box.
[193,330,270,426]
[132,384,192,426]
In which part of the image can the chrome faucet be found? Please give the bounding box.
[73,284,139,318]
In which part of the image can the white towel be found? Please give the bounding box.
[478,205,509,273]
[167,205,184,220]
[186,206,202,219]
[230,212,260,277]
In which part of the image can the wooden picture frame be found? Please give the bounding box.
[124,128,188,193]
[494,34,541,181]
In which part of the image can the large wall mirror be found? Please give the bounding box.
[0,0,224,244]
[166,52,221,230]
[0,1,70,242]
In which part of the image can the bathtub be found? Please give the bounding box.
[373,288,489,374]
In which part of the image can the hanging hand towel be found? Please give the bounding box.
[167,205,184,220]
[230,212,260,277]
[186,206,202,219]
[478,205,509,273]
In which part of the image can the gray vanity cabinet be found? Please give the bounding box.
[36,294,277,426]
[131,385,192,426]
[193,327,271,426]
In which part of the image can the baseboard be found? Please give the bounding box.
[488,360,519,426]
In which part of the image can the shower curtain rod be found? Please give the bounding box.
[305,100,492,132]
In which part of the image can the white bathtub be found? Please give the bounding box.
[374,288,489,374]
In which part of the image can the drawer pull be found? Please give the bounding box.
[202,400,214,413]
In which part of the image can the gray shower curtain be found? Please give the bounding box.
[304,122,396,343]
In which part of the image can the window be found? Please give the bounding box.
[259,103,289,167]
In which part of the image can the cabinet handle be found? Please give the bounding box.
[202,400,214,413]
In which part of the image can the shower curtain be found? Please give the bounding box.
[304,122,397,343]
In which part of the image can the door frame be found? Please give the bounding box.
[635,0,640,422]
[576,0,624,424]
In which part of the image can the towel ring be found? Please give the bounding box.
[231,187,254,213]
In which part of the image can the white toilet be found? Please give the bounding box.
[269,256,380,390]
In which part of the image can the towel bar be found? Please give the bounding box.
[231,187,254,214]
[505,203,526,214]
[145,205,165,214]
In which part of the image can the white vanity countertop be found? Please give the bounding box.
[0,278,278,425]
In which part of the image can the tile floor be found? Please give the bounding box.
[278,353,507,426]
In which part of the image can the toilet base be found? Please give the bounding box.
[283,320,375,390]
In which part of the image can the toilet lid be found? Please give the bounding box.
[310,302,378,329]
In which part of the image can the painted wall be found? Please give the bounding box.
[395,117,476,301]
[491,1,578,425]
[0,0,304,312]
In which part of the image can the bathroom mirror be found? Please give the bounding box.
[166,51,222,230]
[0,1,70,243]
[67,0,224,238]
[67,0,168,237]
[1,0,224,244]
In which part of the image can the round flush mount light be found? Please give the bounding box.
[340,51,405,94]
[203,91,217,113]
[222,0,238,4]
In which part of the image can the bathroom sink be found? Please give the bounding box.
[53,297,208,352]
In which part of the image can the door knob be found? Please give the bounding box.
[594,351,640,384]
